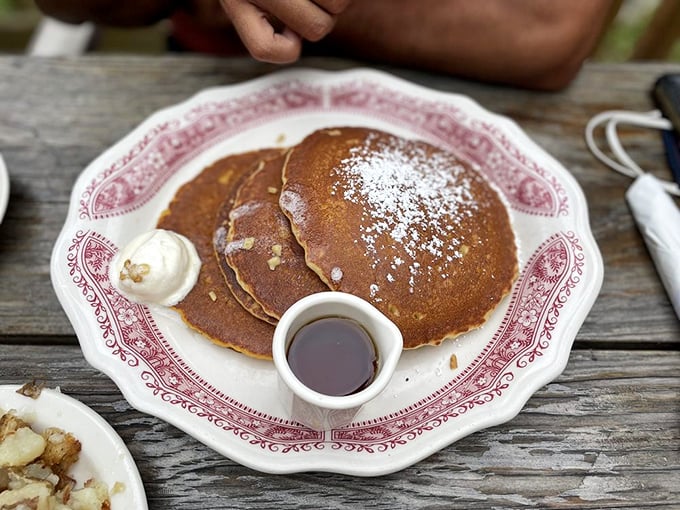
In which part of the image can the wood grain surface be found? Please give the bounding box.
[0,56,679,509]
[0,346,677,509]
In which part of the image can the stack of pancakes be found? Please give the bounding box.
[158,127,518,359]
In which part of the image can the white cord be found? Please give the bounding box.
[584,109,680,196]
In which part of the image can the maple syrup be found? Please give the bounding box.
[286,316,377,396]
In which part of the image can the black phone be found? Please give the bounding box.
[653,74,680,186]
[653,73,680,134]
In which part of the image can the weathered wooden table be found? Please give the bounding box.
[1,56,679,509]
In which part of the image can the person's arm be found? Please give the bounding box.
[33,0,176,26]
[34,0,352,63]
[33,0,616,90]
[325,0,616,90]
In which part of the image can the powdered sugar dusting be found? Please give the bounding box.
[331,266,343,283]
[332,133,479,294]
[224,238,253,255]
[213,226,228,253]
[229,201,263,221]
[369,283,382,301]
[279,190,307,228]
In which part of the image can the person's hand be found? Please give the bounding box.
[219,0,351,63]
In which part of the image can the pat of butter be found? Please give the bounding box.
[110,229,201,306]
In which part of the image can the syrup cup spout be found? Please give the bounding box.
[272,292,403,430]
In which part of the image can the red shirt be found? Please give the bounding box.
[170,10,246,55]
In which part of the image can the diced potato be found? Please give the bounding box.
[68,480,111,510]
[0,408,111,510]
[42,427,81,477]
[0,426,46,467]
[0,412,31,441]
[0,480,52,508]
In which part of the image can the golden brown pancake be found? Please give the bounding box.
[223,152,328,320]
[280,127,518,349]
[214,197,277,326]
[213,153,287,326]
[157,149,280,359]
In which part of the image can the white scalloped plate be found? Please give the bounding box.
[51,68,603,475]
[0,154,9,223]
[0,385,147,508]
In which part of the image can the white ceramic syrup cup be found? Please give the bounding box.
[272,292,403,430]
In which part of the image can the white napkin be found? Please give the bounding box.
[626,173,680,319]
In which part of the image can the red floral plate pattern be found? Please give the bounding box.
[51,69,603,475]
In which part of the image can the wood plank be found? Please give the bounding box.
[1,58,679,343]
[1,345,678,509]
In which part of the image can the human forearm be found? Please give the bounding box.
[326,0,615,90]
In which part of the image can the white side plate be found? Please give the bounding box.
[0,154,9,223]
[0,385,147,509]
